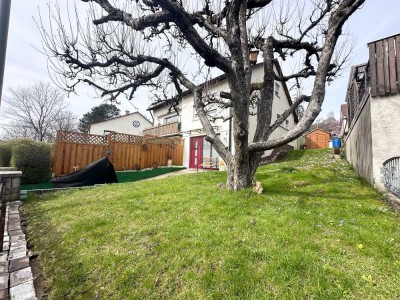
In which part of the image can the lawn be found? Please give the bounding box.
[23,150,400,299]
[20,167,185,190]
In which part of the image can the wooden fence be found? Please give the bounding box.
[368,34,400,97]
[52,131,184,176]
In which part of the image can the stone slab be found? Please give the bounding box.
[0,254,6,264]
[9,230,23,237]
[8,225,21,232]
[0,274,8,290]
[10,267,33,288]
[9,279,36,300]
[9,257,29,273]
[10,235,25,243]
[8,248,26,260]
[10,240,26,251]
[0,288,9,300]
[0,262,8,275]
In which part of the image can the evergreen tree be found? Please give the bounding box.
[78,103,120,133]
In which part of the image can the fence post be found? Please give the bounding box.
[52,130,61,177]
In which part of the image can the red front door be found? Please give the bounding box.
[189,137,203,168]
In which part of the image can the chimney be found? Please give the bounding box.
[125,110,130,115]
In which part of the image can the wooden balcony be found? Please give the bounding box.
[143,122,181,137]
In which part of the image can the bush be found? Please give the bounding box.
[10,139,53,184]
[0,142,13,167]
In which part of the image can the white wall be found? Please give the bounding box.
[370,94,400,189]
[89,112,152,136]
[151,64,298,168]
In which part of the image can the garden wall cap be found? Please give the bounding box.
[0,171,23,177]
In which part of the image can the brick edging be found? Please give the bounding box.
[0,201,37,300]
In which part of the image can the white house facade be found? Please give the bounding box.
[89,111,152,136]
[343,33,400,196]
[145,62,299,169]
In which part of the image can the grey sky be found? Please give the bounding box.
[1,0,399,128]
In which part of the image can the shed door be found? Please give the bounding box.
[316,132,329,149]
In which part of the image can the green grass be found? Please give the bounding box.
[23,150,400,299]
[20,167,185,190]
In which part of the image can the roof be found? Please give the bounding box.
[90,111,152,126]
[147,61,298,123]
[305,128,331,136]
[367,32,400,45]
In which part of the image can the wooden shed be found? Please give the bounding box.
[305,129,330,149]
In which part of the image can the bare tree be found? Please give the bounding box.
[38,0,364,190]
[310,112,341,135]
[1,82,75,141]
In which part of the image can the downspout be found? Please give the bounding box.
[0,0,11,106]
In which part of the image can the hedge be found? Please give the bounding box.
[0,142,13,167]
[9,139,53,184]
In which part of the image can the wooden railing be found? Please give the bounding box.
[143,122,180,136]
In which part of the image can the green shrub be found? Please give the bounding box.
[10,139,53,184]
[0,142,13,167]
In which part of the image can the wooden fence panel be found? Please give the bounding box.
[368,34,400,96]
[52,131,184,175]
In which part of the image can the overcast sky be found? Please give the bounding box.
[1,0,399,129]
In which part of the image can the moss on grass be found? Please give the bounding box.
[23,150,400,299]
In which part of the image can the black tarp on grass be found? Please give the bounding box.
[51,157,118,188]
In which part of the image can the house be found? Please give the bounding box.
[89,111,152,136]
[145,62,299,169]
[343,33,400,195]
[305,128,330,149]
[339,103,348,138]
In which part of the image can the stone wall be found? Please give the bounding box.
[370,94,400,189]
[344,96,373,184]
[0,172,22,202]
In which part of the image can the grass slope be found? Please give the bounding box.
[23,150,400,299]
[21,167,185,190]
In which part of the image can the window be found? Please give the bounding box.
[275,82,280,96]
[164,115,179,124]
[286,119,289,127]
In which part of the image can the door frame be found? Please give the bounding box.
[189,136,204,169]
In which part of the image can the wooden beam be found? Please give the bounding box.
[369,43,378,97]
[396,35,400,93]
[383,39,391,94]
[376,40,386,96]
[388,37,397,94]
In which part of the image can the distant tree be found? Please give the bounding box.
[53,111,78,133]
[310,112,340,135]
[78,103,120,133]
[1,82,74,141]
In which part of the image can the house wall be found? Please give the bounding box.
[151,64,298,168]
[344,96,373,184]
[89,113,152,136]
[370,94,400,189]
